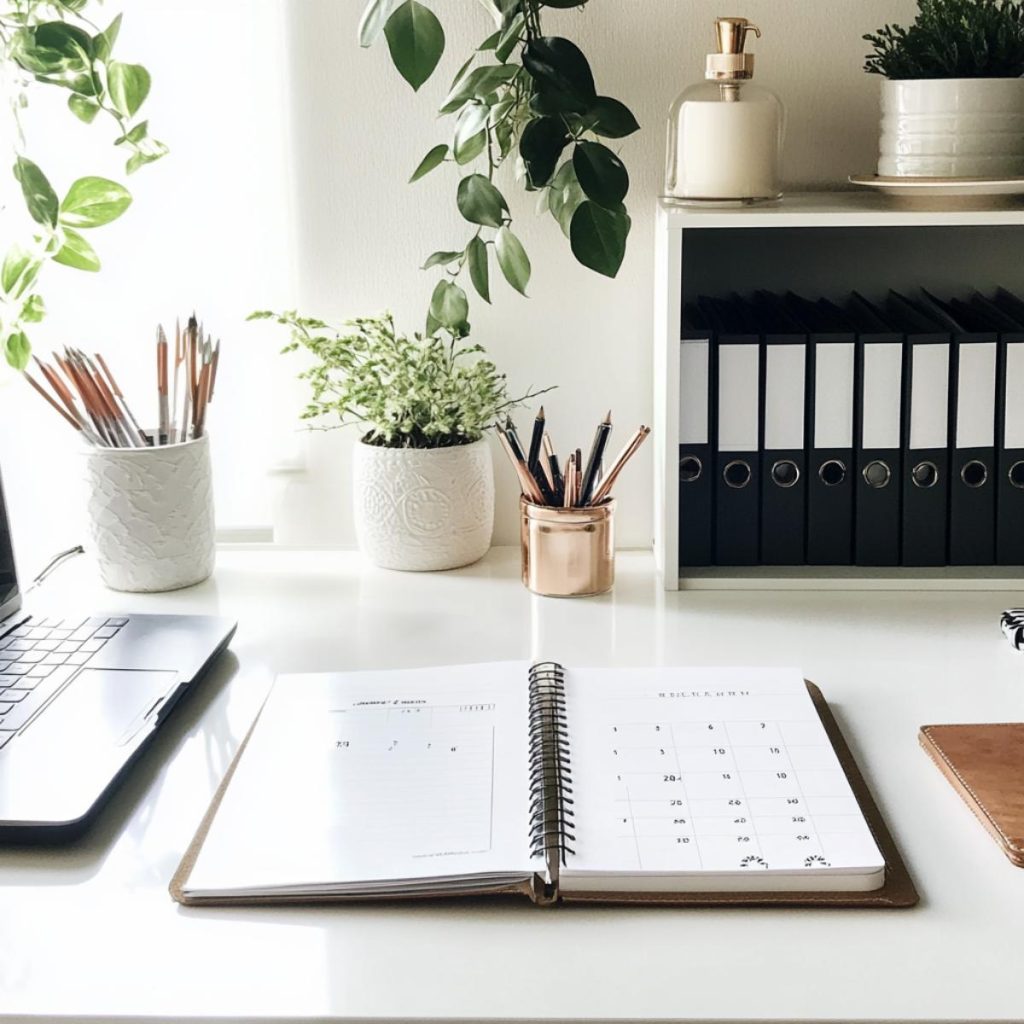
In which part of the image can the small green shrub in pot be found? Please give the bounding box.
[864,0,1024,177]
[251,310,550,570]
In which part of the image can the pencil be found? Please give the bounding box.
[498,426,544,504]
[24,371,82,434]
[542,432,563,503]
[157,326,169,445]
[579,410,612,506]
[590,425,651,505]
[527,406,545,474]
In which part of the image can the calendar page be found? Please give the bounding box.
[561,667,885,892]
[183,664,536,898]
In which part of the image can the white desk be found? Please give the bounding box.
[2,547,1024,1023]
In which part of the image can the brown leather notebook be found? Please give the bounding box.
[171,668,918,909]
[920,723,1024,868]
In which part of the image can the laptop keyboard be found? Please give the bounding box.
[0,616,129,751]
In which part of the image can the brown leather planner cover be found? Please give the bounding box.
[919,723,1024,868]
[171,680,918,908]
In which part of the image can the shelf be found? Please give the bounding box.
[678,565,1024,591]
[658,190,1024,229]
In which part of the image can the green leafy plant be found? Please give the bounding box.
[865,0,1024,78]
[360,0,639,337]
[249,310,552,448]
[1,0,166,369]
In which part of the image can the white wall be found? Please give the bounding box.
[276,0,919,549]
[1,0,920,569]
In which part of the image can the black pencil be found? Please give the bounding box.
[579,410,612,506]
[527,406,545,474]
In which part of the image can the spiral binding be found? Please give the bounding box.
[527,661,575,897]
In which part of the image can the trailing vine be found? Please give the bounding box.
[360,0,638,337]
[1,0,165,369]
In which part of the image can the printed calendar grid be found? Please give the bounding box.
[588,695,875,874]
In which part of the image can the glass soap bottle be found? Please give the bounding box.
[665,17,784,204]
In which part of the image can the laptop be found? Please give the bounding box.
[0,463,236,839]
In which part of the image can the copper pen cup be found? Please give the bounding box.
[520,497,616,597]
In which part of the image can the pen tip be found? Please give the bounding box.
[604,410,612,424]
[537,406,544,419]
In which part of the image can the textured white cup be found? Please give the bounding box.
[879,78,1024,178]
[83,434,215,592]
[352,438,494,571]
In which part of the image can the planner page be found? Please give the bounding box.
[183,662,535,898]
[561,667,885,893]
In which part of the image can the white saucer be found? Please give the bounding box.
[849,174,1024,207]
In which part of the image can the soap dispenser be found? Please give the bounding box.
[665,17,784,204]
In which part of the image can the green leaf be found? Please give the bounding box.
[59,176,132,228]
[125,138,169,174]
[582,96,640,139]
[33,21,92,61]
[94,13,122,61]
[383,0,445,92]
[410,143,448,182]
[495,12,525,62]
[4,331,30,372]
[573,141,629,209]
[68,93,100,123]
[454,129,486,165]
[466,236,490,303]
[523,36,596,114]
[53,227,101,272]
[456,173,507,228]
[422,249,463,269]
[440,63,517,113]
[425,309,442,337]
[570,200,630,278]
[548,159,585,237]
[107,62,151,118]
[13,157,59,228]
[1,245,41,298]
[495,226,530,295]
[116,120,149,145]
[519,116,570,189]
[454,103,489,158]
[358,0,399,47]
[429,279,469,333]
[21,293,45,324]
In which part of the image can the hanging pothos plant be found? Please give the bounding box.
[360,0,638,338]
[1,0,166,369]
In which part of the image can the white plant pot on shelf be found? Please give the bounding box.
[879,78,1024,178]
[352,438,494,571]
[84,433,215,592]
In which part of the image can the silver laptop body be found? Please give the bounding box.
[0,463,235,838]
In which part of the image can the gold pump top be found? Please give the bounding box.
[706,16,760,81]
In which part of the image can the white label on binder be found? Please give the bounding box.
[814,343,855,448]
[1006,343,1024,447]
[956,342,997,448]
[861,342,903,449]
[764,345,805,450]
[909,344,950,450]
[717,344,759,451]
[679,339,710,445]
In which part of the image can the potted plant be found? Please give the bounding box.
[865,0,1024,178]
[251,310,549,571]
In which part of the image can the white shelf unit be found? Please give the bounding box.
[653,191,1024,591]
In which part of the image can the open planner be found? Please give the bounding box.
[171,664,917,908]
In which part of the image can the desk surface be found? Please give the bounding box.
[2,547,1024,1024]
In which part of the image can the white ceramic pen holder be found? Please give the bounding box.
[83,433,216,592]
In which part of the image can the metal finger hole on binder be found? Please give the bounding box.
[723,460,751,488]
[960,460,988,488]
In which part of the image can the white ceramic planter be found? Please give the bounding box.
[352,438,494,571]
[879,78,1024,178]
[83,434,215,592]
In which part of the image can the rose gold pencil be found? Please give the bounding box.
[590,426,651,505]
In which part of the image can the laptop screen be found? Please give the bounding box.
[0,464,20,621]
